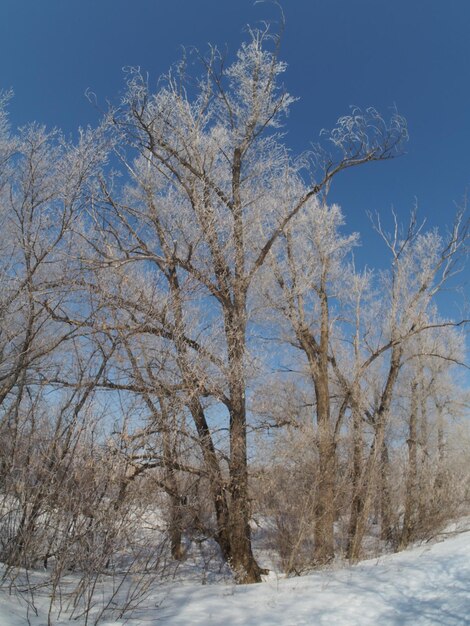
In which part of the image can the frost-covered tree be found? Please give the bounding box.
[344,211,469,559]
[5,24,467,593]
[265,200,358,563]
[87,25,408,582]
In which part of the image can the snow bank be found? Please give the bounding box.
[1,528,469,625]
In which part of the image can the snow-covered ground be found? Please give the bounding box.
[1,526,469,625]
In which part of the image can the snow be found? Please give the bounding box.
[1,528,470,625]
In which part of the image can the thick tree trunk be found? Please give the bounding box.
[346,408,364,559]
[400,380,419,548]
[380,441,394,543]
[162,424,185,561]
[226,306,264,583]
[418,387,429,527]
[314,376,335,564]
[434,404,446,496]
[168,493,184,561]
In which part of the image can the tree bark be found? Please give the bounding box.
[379,440,394,543]
[347,346,402,561]
[314,375,335,564]
[400,379,419,548]
[346,407,364,559]
[225,302,265,583]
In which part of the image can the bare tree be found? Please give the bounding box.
[265,201,358,563]
[344,211,468,560]
[0,24,466,610]
[87,25,407,582]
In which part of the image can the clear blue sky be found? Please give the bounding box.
[1,0,470,275]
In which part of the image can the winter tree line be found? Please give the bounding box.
[0,25,469,602]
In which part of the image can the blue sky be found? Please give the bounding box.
[1,0,469,280]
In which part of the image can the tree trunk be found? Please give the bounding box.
[418,385,429,527]
[347,420,385,561]
[226,305,265,583]
[162,421,184,561]
[168,493,184,561]
[346,407,364,559]
[400,380,419,548]
[165,264,234,566]
[379,440,394,543]
[188,398,232,563]
[348,346,402,561]
[434,404,446,495]
[314,375,335,564]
